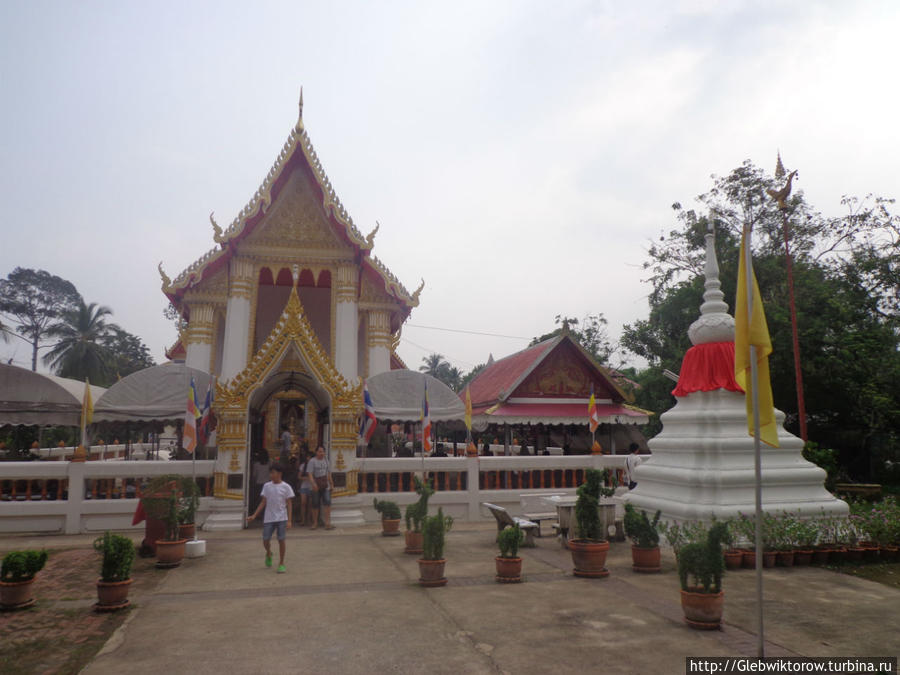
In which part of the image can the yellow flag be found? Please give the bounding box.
[734,231,779,448]
[464,385,472,432]
[82,379,93,428]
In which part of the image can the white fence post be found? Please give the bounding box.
[65,461,84,535]
[466,456,480,520]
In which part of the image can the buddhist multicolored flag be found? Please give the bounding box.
[464,385,472,433]
[422,379,432,454]
[359,380,377,443]
[198,383,214,446]
[588,384,599,434]
[183,377,201,454]
[735,230,780,448]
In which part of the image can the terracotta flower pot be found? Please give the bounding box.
[0,578,36,610]
[830,547,847,564]
[417,559,447,587]
[680,588,724,630]
[404,531,423,555]
[762,551,777,568]
[811,548,832,565]
[631,545,661,573]
[793,550,813,566]
[862,547,880,564]
[880,546,899,563]
[776,551,794,567]
[381,518,401,537]
[723,550,743,571]
[495,556,523,583]
[741,549,757,569]
[846,547,864,563]
[569,539,610,578]
[155,539,187,568]
[178,523,195,540]
[95,578,132,611]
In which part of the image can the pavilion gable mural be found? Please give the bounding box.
[514,340,620,400]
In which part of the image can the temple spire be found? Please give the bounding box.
[298,87,304,119]
[775,151,786,179]
[687,211,735,345]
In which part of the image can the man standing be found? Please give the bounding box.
[624,443,642,490]
[307,445,335,530]
[247,462,294,573]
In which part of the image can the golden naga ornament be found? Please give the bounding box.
[365,221,380,249]
[411,278,425,306]
[767,168,798,211]
[158,262,172,291]
[210,212,227,244]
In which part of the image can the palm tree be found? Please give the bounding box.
[419,353,449,379]
[43,301,115,383]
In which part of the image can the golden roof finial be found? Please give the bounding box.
[411,278,425,305]
[158,262,172,291]
[365,221,380,249]
[210,211,225,244]
[767,168,798,211]
[775,151,786,179]
[298,87,304,120]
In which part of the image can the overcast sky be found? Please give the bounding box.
[1,0,898,375]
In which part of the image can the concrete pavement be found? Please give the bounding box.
[25,523,895,674]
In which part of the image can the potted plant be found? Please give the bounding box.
[176,477,200,540]
[678,521,728,630]
[569,468,615,578]
[658,520,684,562]
[495,524,524,583]
[811,513,836,565]
[0,550,48,610]
[418,507,453,587]
[155,489,187,568]
[624,504,662,573]
[792,518,818,566]
[774,513,795,567]
[844,518,864,563]
[93,531,136,611]
[373,498,402,537]
[404,477,433,554]
[717,520,741,570]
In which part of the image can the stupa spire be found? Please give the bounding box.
[687,211,735,345]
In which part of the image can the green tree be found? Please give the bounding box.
[530,314,615,364]
[0,268,81,370]
[623,161,900,480]
[42,301,115,383]
[419,353,465,391]
[104,327,156,382]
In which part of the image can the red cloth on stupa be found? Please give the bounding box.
[672,341,744,397]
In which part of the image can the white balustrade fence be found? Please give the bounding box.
[355,454,643,523]
[0,460,215,534]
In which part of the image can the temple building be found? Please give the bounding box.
[466,332,650,453]
[159,95,421,528]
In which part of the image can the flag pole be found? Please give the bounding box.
[744,221,766,658]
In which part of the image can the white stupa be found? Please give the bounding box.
[624,223,847,523]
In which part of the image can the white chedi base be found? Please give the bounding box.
[623,389,848,523]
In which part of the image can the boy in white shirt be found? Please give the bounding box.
[247,463,295,573]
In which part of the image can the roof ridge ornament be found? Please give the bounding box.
[210,212,226,244]
[411,278,425,306]
[297,87,304,126]
[687,211,735,346]
[158,262,172,292]
[365,221,380,249]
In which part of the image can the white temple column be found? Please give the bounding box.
[367,309,392,376]
[334,264,359,381]
[220,258,254,381]
[184,302,215,372]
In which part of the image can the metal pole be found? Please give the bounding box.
[744,225,766,658]
[781,210,808,442]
